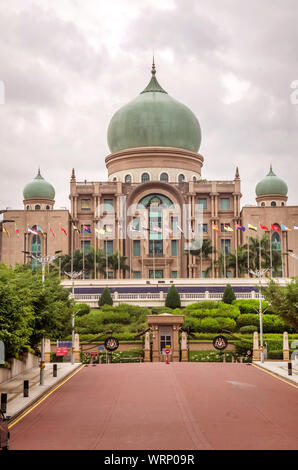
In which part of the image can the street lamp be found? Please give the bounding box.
[22,251,60,384]
[64,270,83,365]
[249,268,270,363]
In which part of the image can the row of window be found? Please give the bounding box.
[80,197,232,211]
[261,201,285,207]
[123,173,194,184]
[26,204,51,210]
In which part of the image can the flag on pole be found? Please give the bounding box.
[271,224,280,231]
[248,224,257,232]
[95,227,105,235]
[36,225,43,233]
[153,226,162,233]
[15,226,20,238]
[224,225,233,232]
[177,225,184,234]
[260,224,269,230]
[236,224,245,231]
[105,226,113,233]
[83,225,91,233]
[294,224,298,230]
[212,224,219,232]
[289,252,298,260]
[60,226,67,236]
[72,224,80,232]
[281,224,291,231]
[3,226,10,237]
[49,226,55,238]
[28,227,38,235]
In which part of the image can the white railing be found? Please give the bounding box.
[71,290,263,307]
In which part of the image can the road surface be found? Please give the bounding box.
[9,363,298,450]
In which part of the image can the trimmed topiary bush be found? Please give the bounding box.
[232,299,271,314]
[74,303,91,316]
[98,287,113,307]
[222,284,236,304]
[165,285,181,309]
[215,317,237,332]
[239,325,258,334]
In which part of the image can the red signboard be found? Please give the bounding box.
[56,347,68,356]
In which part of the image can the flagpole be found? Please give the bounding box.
[94,223,97,280]
[82,228,85,280]
[270,227,272,276]
[247,234,250,276]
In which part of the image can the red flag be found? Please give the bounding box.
[60,226,67,236]
[260,224,269,230]
[271,224,280,231]
[49,226,55,238]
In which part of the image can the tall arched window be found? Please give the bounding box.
[178,174,185,183]
[160,173,168,182]
[271,201,276,207]
[141,173,150,182]
[125,174,132,183]
[31,234,41,269]
[46,205,50,210]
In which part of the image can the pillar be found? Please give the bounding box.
[74,333,81,363]
[283,331,290,361]
[181,331,188,362]
[44,338,51,363]
[144,331,151,362]
[253,331,259,361]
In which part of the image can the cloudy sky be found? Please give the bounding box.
[0,0,297,210]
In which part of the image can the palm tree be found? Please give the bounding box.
[108,250,130,278]
[190,238,215,278]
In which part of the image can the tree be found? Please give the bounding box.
[165,285,181,309]
[108,251,130,278]
[261,278,298,330]
[98,287,113,307]
[222,284,236,304]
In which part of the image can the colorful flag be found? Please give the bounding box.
[105,226,113,233]
[236,224,245,231]
[60,226,67,236]
[294,224,298,230]
[224,225,233,232]
[153,226,162,233]
[271,224,280,231]
[72,224,80,232]
[212,224,219,232]
[83,225,91,233]
[3,226,10,237]
[49,226,55,238]
[15,226,20,238]
[248,224,257,232]
[28,227,38,235]
[36,225,43,233]
[95,227,105,235]
[260,224,269,230]
[281,224,291,231]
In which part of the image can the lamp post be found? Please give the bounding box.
[22,251,60,384]
[249,268,270,363]
[64,270,83,365]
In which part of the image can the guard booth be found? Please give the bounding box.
[144,313,187,362]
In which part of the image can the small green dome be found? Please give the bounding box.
[256,165,288,197]
[107,63,201,153]
[23,169,55,200]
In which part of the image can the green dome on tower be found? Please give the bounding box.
[255,165,288,197]
[107,61,202,153]
[23,169,55,200]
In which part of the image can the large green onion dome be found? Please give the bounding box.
[23,169,55,200]
[107,62,202,153]
[255,165,288,197]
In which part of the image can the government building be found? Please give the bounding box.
[1,63,297,282]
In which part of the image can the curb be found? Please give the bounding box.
[8,364,84,425]
[252,363,298,388]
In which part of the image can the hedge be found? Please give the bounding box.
[239,325,258,334]
[232,299,272,314]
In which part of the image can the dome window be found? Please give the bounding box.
[261,202,265,207]
[26,205,30,210]
[113,177,117,182]
[271,201,276,207]
[141,173,150,183]
[281,202,285,206]
[46,205,50,210]
[178,174,185,183]
[160,173,169,182]
[125,174,132,183]
[35,204,41,211]
[192,176,197,182]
